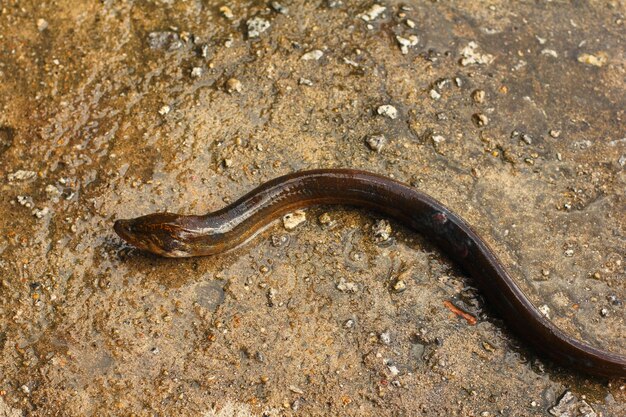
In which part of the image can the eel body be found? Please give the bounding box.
[114,169,625,378]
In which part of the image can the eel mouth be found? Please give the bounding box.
[113,219,134,244]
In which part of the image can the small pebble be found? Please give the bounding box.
[377,105,398,119]
[365,134,386,152]
[289,385,304,394]
[45,184,61,200]
[549,129,561,138]
[271,1,289,14]
[359,4,386,22]
[299,78,313,86]
[473,113,489,127]
[33,207,50,219]
[247,17,270,38]
[379,331,391,345]
[270,234,289,247]
[482,341,495,352]
[460,41,494,66]
[8,170,36,182]
[225,78,242,93]
[191,67,203,78]
[158,105,171,115]
[291,399,300,411]
[344,319,355,329]
[393,280,406,292]
[541,49,558,58]
[549,390,597,417]
[431,134,446,144]
[600,308,609,317]
[219,5,234,20]
[607,295,621,306]
[396,35,418,54]
[17,195,34,208]
[336,278,358,293]
[147,31,182,51]
[386,361,399,376]
[372,219,392,242]
[429,89,441,100]
[577,52,607,67]
[472,89,485,103]
[318,212,332,225]
[37,18,48,31]
[283,210,306,230]
[301,50,324,61]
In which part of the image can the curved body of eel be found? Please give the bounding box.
[114,169,625,378]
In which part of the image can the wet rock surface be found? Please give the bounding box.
[0,1,624,416]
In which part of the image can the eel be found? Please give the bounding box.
[114,169,625,378]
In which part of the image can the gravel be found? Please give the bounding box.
[270,2,289,15]
[365,134,386,152]
[225,78,242,93]
[372,219,392,242]
[247,17,270,38]
[282,210,306,230]
[358,4,386,22]
[396,35,418,54]
[336,278,358,293]
[549,391,597,417]
[472,89,486,103]
[577,52,607,67]
[147,31,183,51]
[301,50,324,61]
[8,170,36,182]
[377,105,398,119]
[460,41,494,66]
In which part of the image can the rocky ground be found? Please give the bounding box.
[0,1,624,416]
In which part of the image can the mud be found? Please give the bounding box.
[0,1,624,416]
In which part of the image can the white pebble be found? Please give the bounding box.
[282,210,306,230]
[336,278,358,293]
[8,170,36,182]
[247,17,270,38]
[301,50,324,61]
[358,4,386,22]
[429,89,441,100]
[377,104,397,119]
[379,331,391,344]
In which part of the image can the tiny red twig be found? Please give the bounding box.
[443,300,477,325]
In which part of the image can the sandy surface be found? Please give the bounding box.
[0,1,624,416]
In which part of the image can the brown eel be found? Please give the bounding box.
[113,169,625,378]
